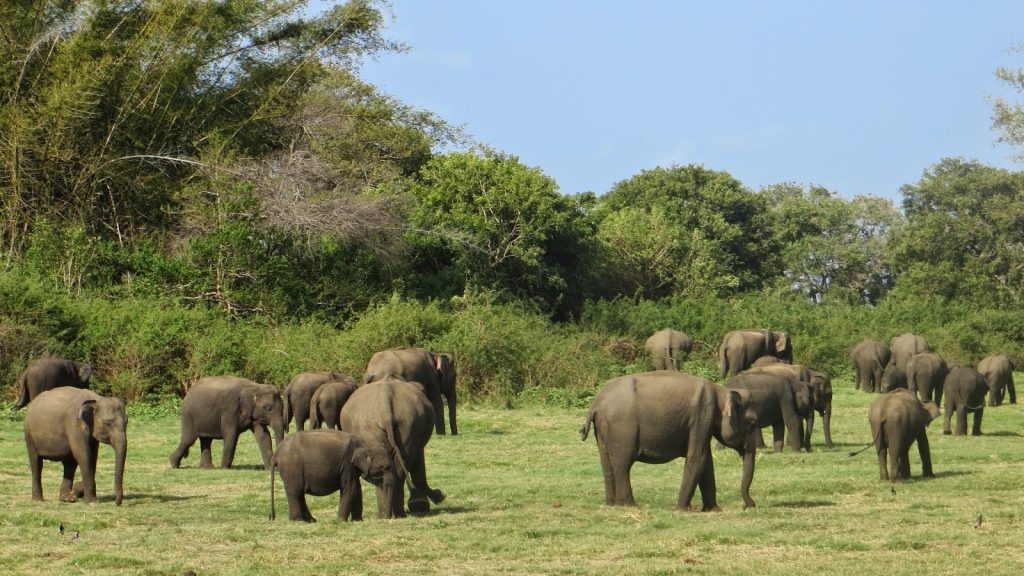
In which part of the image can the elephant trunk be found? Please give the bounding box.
[113,435,127,506]
[270,409,285,446]
[447,387,458,436]
[740,433,757,509]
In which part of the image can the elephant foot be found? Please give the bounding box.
[59,490,76,503]
[428,489,445,504]
[408,497,430,514]
[942,430,951,435]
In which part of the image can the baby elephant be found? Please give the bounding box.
[269,429,397,522]
[868,389,940,481]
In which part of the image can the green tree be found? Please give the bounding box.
[993,46,1024,159]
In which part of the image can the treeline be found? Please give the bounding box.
[2,1,1024,402]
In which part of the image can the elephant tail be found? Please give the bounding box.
[580,409,596,441]
[309,389,322,429]
[717,344,729,379]
[268,453,278,521]
[849,422,883,457]
[383,416,417,494]
[282,391,292,433]
[12,370,29,410]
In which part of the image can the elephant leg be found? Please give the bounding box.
[956,405,969,436]
[803,413,815,452]
[252,425,274,470]
[917,433,934,477]
[59,459,78,502]
[324,411,339,431]
[338,474,362,521]
[432,395,446,436]
[934,385,943,409]
[853,366,862,390]
[27,444,44,502]
[220,428,241,469]
[771,424,785,453]
[896,447,911,480]
[874,425,888,481]
[199,437,215,469]
[822,407,834,449]
[79,439,99,503]
[285,483,314,522]
[696,452,720,512]
[169,426,198,468]
[677,441,709,511]
[971,410,983,436]
[942,400,953,435]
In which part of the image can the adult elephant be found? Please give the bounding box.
[340,378,445,518]
[283,371,343,432]
[309,378,359,430]
[169,376,285,470]
[12,358,93,410]
[849,339,891,393]
[269,429,397,522]
[726,371,807,453]
[718,329,793,378]
[943,366,988,436]
[363,347,457,435]
[579,371,760,510]
[977,353,1016,406]
[880,365,908,393]
[890,333,930,372]
[644,328,693,371]
[745,363,825,450]
[24,388,126,505]
[868,389,940,482]
[906,352,949,405]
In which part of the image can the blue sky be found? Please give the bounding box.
[338,1,1023,200]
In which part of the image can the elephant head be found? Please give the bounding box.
[245,385,285,445]
[714,387,758,449]
[772,331,793,363]
[351,442,399,511]
[80,397,127,506]
[73,362,93,385]
[433,352,458,435]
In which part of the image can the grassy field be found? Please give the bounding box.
[1,379,1023,575]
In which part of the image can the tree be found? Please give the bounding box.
[992,47,1024,160]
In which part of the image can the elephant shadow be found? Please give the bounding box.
[773,500,835,509]
[979,430,1023,438]
[930,469,973,479]
[99,493,204,504]
[406,504,473,517]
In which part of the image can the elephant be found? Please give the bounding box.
[906,352,949,405]
[12,358,93,410]
[644,328,693,370]
[726,371,807,453]
[309,377,359,430]
[23,388,126,505]
[718,329,793,378]
[890,332,930,372]
[169,376,285,470]
[269,429,397,522]
[750,355,782,367]
[363,347,457,436]
[849,339,891,393]
[340,378,445,518]
[579,371,760,510]
[745,362,826,450]
[283,371,343,432]
[977,353,1016,406]
[868,389,940,482]
[943,366,988,436]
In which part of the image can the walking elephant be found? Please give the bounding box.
[23,388,126,505]
[719,329,793,378]
[906,352,948,405]
[169,376,285,470]
[269,429,397,522]
[340,378,445,518]
[283,371,343,432]
[726,371,807,453]
[880,365,908,393]
[12,358,93,410]
[580,371,761,510]
[977,353,1016,406]
[890,333,930,372]
[849,339,891,393]
[644,328,693,371]
[868,389,940,481]
[943,367,988,436]
[363,347,457,435]
[309,377,359,430]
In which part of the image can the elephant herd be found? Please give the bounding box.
[13,347,456,523]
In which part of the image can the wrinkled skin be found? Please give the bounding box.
[340,378,445,518]
[269,429,397,522]
[849,340,891,393]
[977,354,1016,406]
[13,358,93,410]
[890,333,930,372]
[880,365,908,393]
[309,378,359,430]
[169,376,285,470]
[644,328,693,371]
[726,371,807,452]
[580,371,760,510]
[906,352,948,405]
[24,388,127,506]
[868,389,940,481]
[363,347,457,435]
[283,371,342,432]
[719,329,792,378]
[943,367,988,436]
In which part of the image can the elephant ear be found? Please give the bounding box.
[78,400,98,425]
[76,363,93,384]
[922,401,941,423]
[435,353,454,381]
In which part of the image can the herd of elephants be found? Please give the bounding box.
[9,329,1017,520]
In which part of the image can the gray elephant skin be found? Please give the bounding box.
[906,352,948,405]
[580,371,760,510]
[283,371,342,431]
[13,358,93,410]
[309,377,359,430]
[943,366,987,436]
[719,329,793,378]
[645,328,693,370]
[849,339,891,393]
[363,347,457,435]
[24,388,127,505]
[879,365,907,393]
[169,376,285,470]
[269,429,397,522]
[745,362,833,449]
[977,353,1015,406]
[890,332,930,372]
[340,378,445,518]
[726,370,808,452]
[868,389,940,481]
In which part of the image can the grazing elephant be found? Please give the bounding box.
[906,352,949,405]
[309,378,359,430]
[890,332,930,372]
[849,339,891,393]
[169,376,285,470]
[977,353,1016,406]
[363,347,457,436]
[868,389,940,481]
[580,371,760,510]
[23,388,126,505]
[340,378,445,518]
[880,365,908,393]
[726,371,807,452]
[283,371,343,432]
[12,358,93,410]
[269,429,397,522]
[644,328,693,370]
[719,329,793,377]
[943,367,988,436]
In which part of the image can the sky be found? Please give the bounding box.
[331,1,1024,200]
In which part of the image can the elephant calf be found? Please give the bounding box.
[978,353,1016,406]
[943,367,987,436]
[309,377,359,430]
[868,389,940,481]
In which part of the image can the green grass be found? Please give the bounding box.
[1,380,1024,575]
